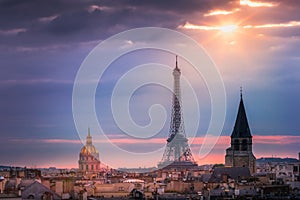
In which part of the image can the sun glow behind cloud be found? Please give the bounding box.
[179,22,238,33]
[219,25,238,33]
[180,20,300,33]
[240,0,277,7]
[204,8,240,17]
[244,21,300,29]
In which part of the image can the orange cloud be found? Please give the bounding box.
[10,135,300,146]
[196,153,225,165]
[179,22,238,32]
[179,21,300,34]
[240,0,277,7]
[190,135,229,146]
[99,137,165,144]
[204,8,240,17]
[253,135,300,145]
[243,21,300,29]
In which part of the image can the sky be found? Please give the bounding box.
[0,0,300,169]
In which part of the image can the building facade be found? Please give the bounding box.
[225,91,256,174]
[78,129,100,173]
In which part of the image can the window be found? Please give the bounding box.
[234,139,239,151]
[241,139,248,151]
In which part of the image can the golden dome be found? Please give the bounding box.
[79,128,99,155]
[80,144,99,155]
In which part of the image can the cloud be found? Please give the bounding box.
[87,5,114,13]
[179,22,238,32]
[240,0,278,7]
[204,8,240,17]
[0,0,236,48]
[243,21,300,29]
[38,15,59,23]
[180,20,300,36]
[0,28,26,36]
[0,78,73,85]
[254,135,300,145]
[9,134,300,145]
[1,0,300,47]
[0,0,298,49]
[10,138,82,144]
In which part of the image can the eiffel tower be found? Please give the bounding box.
[158,56,197,169]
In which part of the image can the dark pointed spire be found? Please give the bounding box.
[240,86,243,98]
[231,89,252,138]
[175,55,180,72]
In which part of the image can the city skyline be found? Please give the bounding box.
[0,0,300,169]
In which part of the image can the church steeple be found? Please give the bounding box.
[225,89,256,174]
[231,89,252,138]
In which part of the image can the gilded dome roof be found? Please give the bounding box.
[80,144,99,155]
[80,128,99,155]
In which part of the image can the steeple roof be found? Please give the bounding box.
[231,90,252,138]
[86,127,92,145]
[175,55,178,68]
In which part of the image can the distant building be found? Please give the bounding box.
[225,90,256,174]
[0,166,41,179]
[21,181,61,200]
[256,157,300,185]
[78,129,100,173]
[209,167,251,183]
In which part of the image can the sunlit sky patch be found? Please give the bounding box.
[0,0,299,168]
[240,0,278,7]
